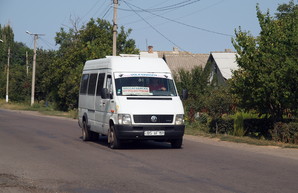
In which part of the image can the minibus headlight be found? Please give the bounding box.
[118,114,132,125]
[175,114,184,125]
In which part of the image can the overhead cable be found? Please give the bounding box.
[123,0,187,52]
[123,0,233,37]
[119,0,201,12]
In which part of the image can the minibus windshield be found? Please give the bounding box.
[114,73,177,96]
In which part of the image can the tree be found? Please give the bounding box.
[231,1,298,121]
[46,18,139,111]
[175,66,211,122]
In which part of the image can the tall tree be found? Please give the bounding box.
[46,18,139,110]
[231,1,298,121]
[175,66,211,121]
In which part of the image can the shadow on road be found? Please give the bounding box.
[80,135,177,150]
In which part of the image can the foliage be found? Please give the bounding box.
[175,66,211,122]
[231,1,298,121]
[270,122,298,144]
[209,118,234,134]
[196,112,209,124]
[205,84,234,119]
[243,118,274,139]
[233,112,245,136]
[45,18,139,111]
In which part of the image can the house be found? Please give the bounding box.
[205,49,239,85]
[140,47,238,84]
[158,47,209,75]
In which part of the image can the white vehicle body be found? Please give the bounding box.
[78,56,185,148]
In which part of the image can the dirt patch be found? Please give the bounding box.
[0,173,51,193]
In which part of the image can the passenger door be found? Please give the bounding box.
[101,74,115,134]
[94,72,106,133]
[86,73,98,130]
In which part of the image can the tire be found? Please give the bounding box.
[171,138,183,149]
[108,125,121,149]
[82,120,91,141]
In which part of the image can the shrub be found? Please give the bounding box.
[270,122,298,144]
[209,118,234,134]
[243,119,274,139]
[196,112,209,124]
[233,112,245,136]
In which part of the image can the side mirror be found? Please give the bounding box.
[182,89,188,100]
[101,88,110,99]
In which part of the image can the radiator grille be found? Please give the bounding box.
[133,115,173,123]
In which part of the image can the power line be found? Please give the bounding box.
[123,1,233,37]
[119,0,201,12]
[123,0,187,52]
[39,37,56,50]
[102,5,112,19]
[80,0,103,22]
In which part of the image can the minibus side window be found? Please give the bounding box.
[88,73,98,95]
[80,74,89,94]
[106,75,113,99]
[96,73,105,96]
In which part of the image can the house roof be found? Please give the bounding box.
[161,53,209,74]
[211,52,238,79]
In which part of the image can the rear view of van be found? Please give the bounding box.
[78,55,186,149]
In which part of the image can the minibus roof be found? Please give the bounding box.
[83,56,171,73]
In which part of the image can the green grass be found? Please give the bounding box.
[185,122,298,149]
[0,99,78,119]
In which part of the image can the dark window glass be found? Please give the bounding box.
[80,74,89,94]
[96,73,105,96]
[88,73,98,95]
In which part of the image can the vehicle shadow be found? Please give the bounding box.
[80,135,175,150]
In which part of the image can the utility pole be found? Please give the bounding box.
[6,47,10,103]
[112,0,118,56]
[26,51,29,76]
[26,31,45,106]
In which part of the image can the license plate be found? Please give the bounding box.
[144,130,165,136]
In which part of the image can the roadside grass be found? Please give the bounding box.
[0,99,78,119]
[185,123,298,149]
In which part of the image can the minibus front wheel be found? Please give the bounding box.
[82,120,91,141]
[108,124,122,149]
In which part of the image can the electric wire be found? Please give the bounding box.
[80,0,103,22]
[39,37,56,50]
[123,0,233,37]
[102,5,112,19]
[119,0,201,12]
[123,1,187,52]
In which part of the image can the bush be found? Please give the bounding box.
[209,118,234,134]
[270,122,298,144]
[243,119,274,139]
[233,112,245,136]
[195,112,209,124]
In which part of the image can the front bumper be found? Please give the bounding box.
[114,124,185,140]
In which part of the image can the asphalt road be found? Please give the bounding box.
[1,109,298,193]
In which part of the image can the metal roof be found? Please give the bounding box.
[211,52,239,79]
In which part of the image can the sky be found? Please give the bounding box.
[0,0,292,54]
